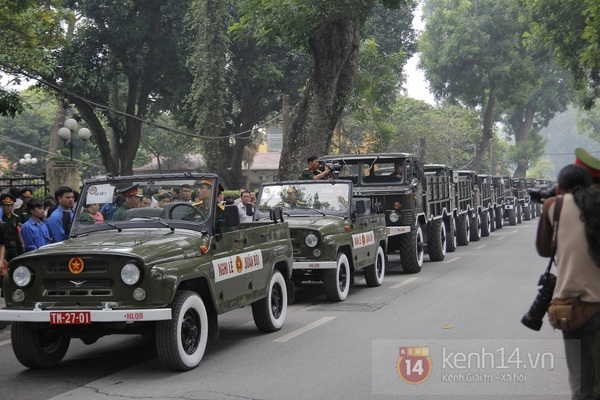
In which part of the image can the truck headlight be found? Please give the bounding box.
[305,233,319,248]
[121,263,141,286]
[13,265,33,287]
[389,211,400,223]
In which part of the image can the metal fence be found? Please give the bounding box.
[0,174,49,199]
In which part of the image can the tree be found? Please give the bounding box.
[524,0,600,109]
[0,0,63,117]
[235,0,412,180]
[420,0,571,176]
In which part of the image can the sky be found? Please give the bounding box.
[404,2,435,105]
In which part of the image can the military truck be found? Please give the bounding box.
[491,175,511,227]
[502,177,533,225]
[0,173,294,371]
[320,153,453,274]
[253,180,387,301]
[477,174,496,234]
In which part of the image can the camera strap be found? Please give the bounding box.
[546,195,564,274]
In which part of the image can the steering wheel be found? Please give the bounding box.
[167,203,205,221]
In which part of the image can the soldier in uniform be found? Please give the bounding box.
[78,203,102,225]
[15,188,33,224]
[299,155,331,180]
[279,187,305,208]
[1,194,24,261]
[192,180,226,223]
[113,185,143,221]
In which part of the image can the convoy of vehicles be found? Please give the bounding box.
[0,157,543,370]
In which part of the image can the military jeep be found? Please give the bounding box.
[253,180,388,302]
[0,173,293,371]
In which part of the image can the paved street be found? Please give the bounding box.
[0,218,572,399]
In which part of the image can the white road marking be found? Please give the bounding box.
[443,256,461,264]
[389,277,418,289]
[274,316,336,343]
[0,339,11,347]
[495,236,505,240]
[474,245,487,249]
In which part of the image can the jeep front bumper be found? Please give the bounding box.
[0,306,172,323]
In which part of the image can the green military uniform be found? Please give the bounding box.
[14,207,31,224]
[113,204,130,221]
[2,213,22,261]
[78,209,95,225]
[299,167,323,180]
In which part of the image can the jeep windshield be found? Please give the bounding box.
[322,157,408,185]
[70,173,218,236]
[254,181,351,219]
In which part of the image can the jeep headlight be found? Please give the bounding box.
[13,265,33,287]
[389,211,400,223]
[305,233,319,248]
[121,263,141,286]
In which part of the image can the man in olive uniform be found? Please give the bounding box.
[192,180,226,222]
[78,203,101,225]
[113,185,143,221]
[14,188,33,224]
[1,194,24,261]
[299,155,331,180]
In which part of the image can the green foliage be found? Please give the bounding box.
[526,157,554,179]
[576,104,600,144]
[524,0,600,109]
[0,89,28,118]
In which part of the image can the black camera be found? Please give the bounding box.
[521,271,556,331]
[528,186,557,204]
[319,161,340,174]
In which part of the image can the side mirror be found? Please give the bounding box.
[224,204,240,227]
[245,203,254,216]
[355,200,366,215]
[270,206,283,223]
[411,177,420,188]
[452,172,459,184]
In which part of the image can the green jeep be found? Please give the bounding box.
[254,180,388,302]
[0,173,293,371]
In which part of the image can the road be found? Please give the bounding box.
[0,218,572,399]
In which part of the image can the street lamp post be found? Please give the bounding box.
[57,118,92,162]
[18,153,38,167]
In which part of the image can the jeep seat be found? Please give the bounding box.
[125,207,164,220]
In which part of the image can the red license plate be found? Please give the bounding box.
[50,311,92,325]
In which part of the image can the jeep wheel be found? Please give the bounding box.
[428,219,446,262]
[156,290,209,371]
[399,225,424,273]
[508,208,517,225]
[523,206,531,221]
[445,216,457,252]
[495,206,503,229]
[252,270,287,332]
[364,246,386,287]
[323,253,351,301]
[456,214,470,246]
[489,209,496,232]
[480,211,491,237]
[516,203,523,224]
[11,322,70,368]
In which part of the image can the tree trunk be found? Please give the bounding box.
[512,103,535,178]
[472,82,496,173]
[278,11,370,180]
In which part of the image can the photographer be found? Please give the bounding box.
[535,164,600,400]
[299,155,331,180]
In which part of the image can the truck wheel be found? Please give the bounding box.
[508,208,517,225]
[495,206,503,229]
[323,253,351,301]
[252,270,287,332]
[427,219,446,262]
[470,213,481,241]
[399,226,424,273]
[523,206,531,221]
[445,216,457,252]
[480,211,491,237]
[156,290,209,371]
[11,322,70,368]
[456,214,470,246]
[489,209,496,232]
[516,204,523,223]
[364,246,386,287]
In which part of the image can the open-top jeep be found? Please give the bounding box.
[0,173,293,371]
[253,180,387,302]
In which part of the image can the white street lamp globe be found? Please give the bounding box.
[19,158,26,165]
[57,127,72,140]
[24,153,31,159]
[64,118,78,131]
[78,127,91,141]
[31,158,38,164]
